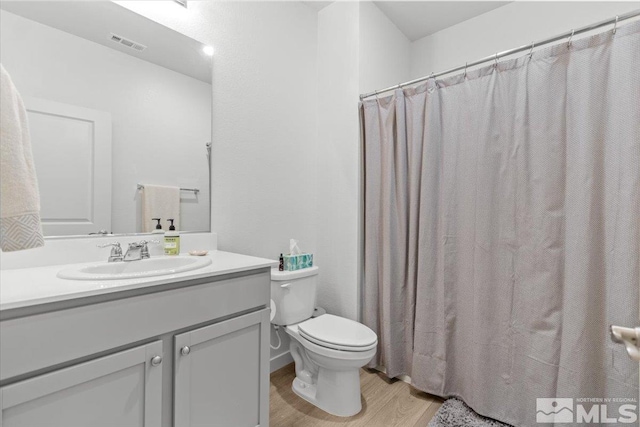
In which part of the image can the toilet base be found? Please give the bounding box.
[292,377,318,405]
[292,368,363,417]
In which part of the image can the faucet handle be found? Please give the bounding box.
[134,240,160,260]
[97,242,123,262]
[138,239,160,250]
[139,239,160,245]
[129,239,159,248]
[97,242,122,251]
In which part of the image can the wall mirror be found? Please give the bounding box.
[0,1,212,237]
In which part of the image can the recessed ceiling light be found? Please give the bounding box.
[203,45,214,56]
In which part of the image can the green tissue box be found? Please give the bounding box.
[284,253,314,271]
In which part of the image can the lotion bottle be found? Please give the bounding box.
[164,219,180,255]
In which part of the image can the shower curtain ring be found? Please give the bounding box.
[567,29,575,49]
[374,89,380,100]
[613,15,619,35]
[464,62,468,79]
[528,41,535,60]
[493,53,498,68]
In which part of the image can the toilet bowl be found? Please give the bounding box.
[270,267,377,417]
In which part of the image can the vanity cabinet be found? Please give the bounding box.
[174,310,270,427]
[0,341,163,427]
[0,268,272,427]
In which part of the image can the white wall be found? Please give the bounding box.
[316,1,360,322]
[0,11,211,235]
[410,1,640,79]
[359,1,411,94]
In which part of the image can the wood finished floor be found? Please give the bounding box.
[270,363,444,427]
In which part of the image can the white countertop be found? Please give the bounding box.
[0,251,277,311]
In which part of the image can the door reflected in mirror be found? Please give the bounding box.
[0,1,212,237]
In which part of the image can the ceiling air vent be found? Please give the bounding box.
[108,33,147,52]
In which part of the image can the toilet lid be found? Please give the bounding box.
[298,314,377,351]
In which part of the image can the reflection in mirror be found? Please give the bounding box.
[0,1,212,237]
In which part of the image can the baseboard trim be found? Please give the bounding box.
[270,350,293,373]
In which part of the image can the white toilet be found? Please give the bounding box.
[270,266,377,417]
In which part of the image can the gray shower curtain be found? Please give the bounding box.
[361,21,639,426]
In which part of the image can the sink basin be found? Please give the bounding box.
[57,256,213,281]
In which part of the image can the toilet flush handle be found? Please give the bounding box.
[280,283,291,290]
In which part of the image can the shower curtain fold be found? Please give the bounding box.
[361,20,640,427]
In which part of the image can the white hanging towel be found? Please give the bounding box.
[0,64,44,252]
[141,184,180,232]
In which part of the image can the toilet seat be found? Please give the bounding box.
[297,314,377,352]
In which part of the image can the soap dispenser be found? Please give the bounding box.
[164,219,180,255]
[151,218,164,235]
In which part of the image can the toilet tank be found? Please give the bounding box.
[270,266,319,326]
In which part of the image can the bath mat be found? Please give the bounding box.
[428,398,512,427]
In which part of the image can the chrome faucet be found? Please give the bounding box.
[97,242,123,262]
[124,240,159,262]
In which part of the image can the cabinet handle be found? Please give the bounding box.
[180,346,191,356]
[151,355,163,366]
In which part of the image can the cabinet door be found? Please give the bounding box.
[0,341,162,427]
[174,309,270,427]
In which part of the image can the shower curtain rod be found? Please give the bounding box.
[359,9,640,100]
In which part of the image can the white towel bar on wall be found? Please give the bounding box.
[136,184,199,194]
